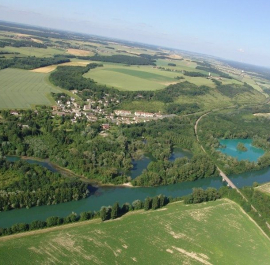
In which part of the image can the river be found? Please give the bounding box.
[1,147,270,228]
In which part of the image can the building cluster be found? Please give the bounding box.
[52,93,164,129]
[113,110,163,125]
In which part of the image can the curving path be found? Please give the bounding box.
[194,111,237,189]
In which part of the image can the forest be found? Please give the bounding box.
[0,38,47,48]
[0,159,90,211]
[196,65,232,79]
[183,71,207,77]
[0,109,214,186]
[0,56,70,70]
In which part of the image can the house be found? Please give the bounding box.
[101,124,110,130]
[10,111,19,116]
[86,113,98,122]
[114,110,131,116]
[83,104,91,111]
[134,111,154,118]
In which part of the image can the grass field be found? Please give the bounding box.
[84,63,178,91]
[118,100,165,113]
[84,59,245,91]
[0,68,60,109]
[0,46,66,58]
[257,182,270,195]
[0,199,269,264]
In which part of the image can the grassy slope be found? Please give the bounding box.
[257,182,270,195]
[0,68,60,109]
[1,199,269,265]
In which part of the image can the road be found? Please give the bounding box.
[194,111,237,190]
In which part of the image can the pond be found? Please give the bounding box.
[130,148,192,179]
[217,139,265,162]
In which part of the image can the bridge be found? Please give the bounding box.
[194,112,237,189]
[218,167,237,189]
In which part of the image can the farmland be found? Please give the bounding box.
[0,199,269,264]
[84,58,248,92]
[0,68,60,109]
[84,63,178,91]
[257,182,270,195]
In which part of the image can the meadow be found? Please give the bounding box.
[0,68,60,109]
[257,182,270,195]
[84,58,245,92]
[0,199,269,264]
[84,63,178,91]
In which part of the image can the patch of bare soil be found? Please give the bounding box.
[172,246,212,265]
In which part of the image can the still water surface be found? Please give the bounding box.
[217,139,265,162]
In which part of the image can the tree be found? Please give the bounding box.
[80,211,92,221]
[100,207,107,221]
[46,216,62,227]
[64,212,78,223]
[121,203,131,214]
[111,202,120,219]
[205,187,220,201]
[132,200,143,210]
[29,220,46,230]
[144,197,152,211]
[152,196,160,210]
[192,188,207,203]
[159,194,165,207]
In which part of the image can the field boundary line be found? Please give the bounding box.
[224,198,270,241]
[0,219,100,242]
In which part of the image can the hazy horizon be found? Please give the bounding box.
[0,0,270,67]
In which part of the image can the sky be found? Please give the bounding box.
[0,0,270,67]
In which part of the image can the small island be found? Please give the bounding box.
[237,142,248,152]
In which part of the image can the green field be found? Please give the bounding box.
[0,68,60,109]
[1,199,269,264]
[257,182,270,195]
[84,60,245,91]
[84,63,178,91]
[118,100,165,113]
[0,46,66,58]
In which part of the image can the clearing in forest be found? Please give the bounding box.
[0,199,269,264]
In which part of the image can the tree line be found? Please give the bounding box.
[78,54,156,65]
[0,56,70,70]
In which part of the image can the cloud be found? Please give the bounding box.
[238,48,245,53]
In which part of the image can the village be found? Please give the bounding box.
[51,91,165,131]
